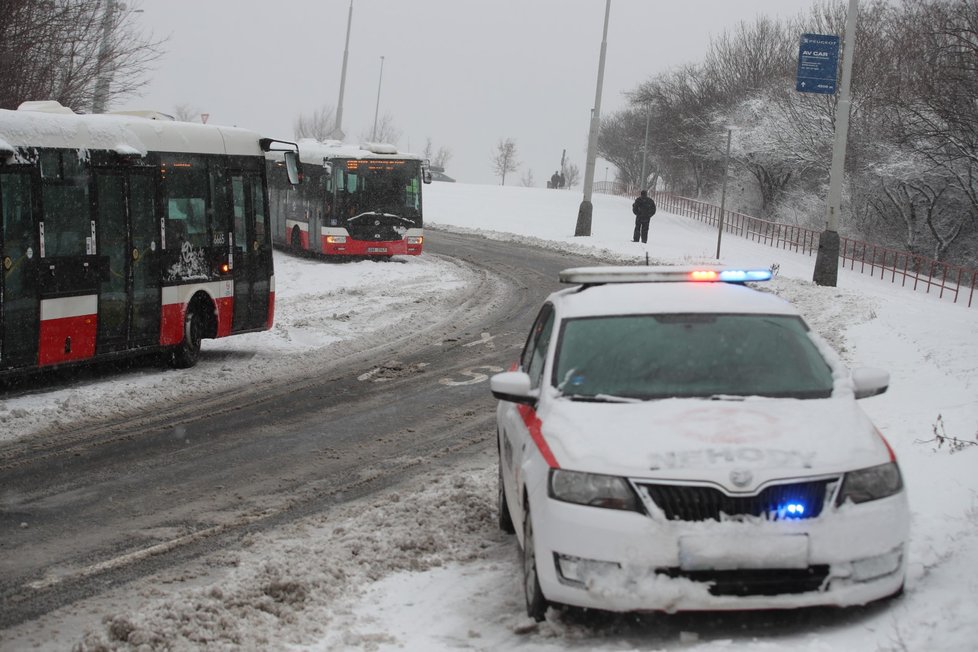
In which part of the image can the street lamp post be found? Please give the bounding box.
[332,0,353,140]
[640,103,651,192]
[575,0,612,237]
[91,0,117,114]
[813,0,858,286]
[370,55,385,142]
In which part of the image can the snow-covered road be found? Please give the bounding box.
[2,183,976,651]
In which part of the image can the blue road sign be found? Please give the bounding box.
[796,33,840,94]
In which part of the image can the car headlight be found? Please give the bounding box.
[836,462,903,506]
[548,469,643,512]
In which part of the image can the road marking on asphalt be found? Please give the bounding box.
[462,332,496,349]
[439,365,504,386]
[24,522,234,591]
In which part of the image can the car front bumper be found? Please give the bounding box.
[530,488,909,612]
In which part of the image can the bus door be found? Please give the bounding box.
[0,170,40,370]
[230,173,271,331]
[94,169,161,353]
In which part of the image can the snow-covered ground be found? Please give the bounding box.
[3,182,977,651]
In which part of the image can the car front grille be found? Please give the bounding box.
[639,479,836,522]
[656,566,830,596]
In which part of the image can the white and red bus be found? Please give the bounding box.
[0,101,299,376]
[266,140,431,258]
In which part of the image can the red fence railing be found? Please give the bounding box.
[647,191,977,308]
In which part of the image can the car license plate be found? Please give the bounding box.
[678,534,809,570]
[367,247,388,253]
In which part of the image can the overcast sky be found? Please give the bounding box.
[129,0,819,186]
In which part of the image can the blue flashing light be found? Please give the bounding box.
[718,269,773,283]
[777,502,807,519]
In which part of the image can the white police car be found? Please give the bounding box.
[491,266,908,621]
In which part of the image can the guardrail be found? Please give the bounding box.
[649,191,977,308]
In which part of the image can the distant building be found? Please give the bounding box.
[430,165,455,182]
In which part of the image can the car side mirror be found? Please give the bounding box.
[490,371,538,405]
[852,367,889,399]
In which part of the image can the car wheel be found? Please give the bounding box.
[171,305,203,369]
[522,504,549,622]
[498,462,515,534]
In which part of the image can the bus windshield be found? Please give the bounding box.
[336,159,421,226]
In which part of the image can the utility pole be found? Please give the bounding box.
[371,55,385,142]
[813,0,858,286]
[716,128,732,260]
[91,0,117,114]
[575,0,612,237]
[332,0,353,140]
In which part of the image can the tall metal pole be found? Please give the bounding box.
[716,128,732,260]
[371,55,385,142]
[575,0,612,237]
[813,0,858,286]
[91,0,117,114]
[640,103,651,191]
[332,0,353,140]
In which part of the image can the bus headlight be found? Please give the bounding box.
[836,462,903,505]
[548,469,642,512]
[407,236,423,245]
[326,235,347,244]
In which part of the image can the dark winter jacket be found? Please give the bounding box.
[632,195,657,220]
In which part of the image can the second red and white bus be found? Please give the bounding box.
[266,140,431,258]
[0,101,299,376]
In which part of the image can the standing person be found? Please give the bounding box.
[631,189,656,243]
[551,171,560,190]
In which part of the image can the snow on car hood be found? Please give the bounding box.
[537,396,889,492]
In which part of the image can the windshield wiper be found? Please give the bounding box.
[347,211,417,225]
[563,393,643,403]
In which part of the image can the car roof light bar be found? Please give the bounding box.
[559,266,772,285]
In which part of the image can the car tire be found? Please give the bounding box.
[498,462,516,534]
[171,305,203,369]
[522,504,549,622]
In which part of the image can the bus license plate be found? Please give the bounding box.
[367,247,388,253]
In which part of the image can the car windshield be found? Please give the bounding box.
[552,313,834,400]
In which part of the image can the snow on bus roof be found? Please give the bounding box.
[285,138,425,163]
[0,103,263,158]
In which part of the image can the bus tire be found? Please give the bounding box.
[171,305,203,369]
[291,226,303,253]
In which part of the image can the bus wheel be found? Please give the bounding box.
[291,226,302,252]
[171,306,203,369]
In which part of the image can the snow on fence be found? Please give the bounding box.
[648,191,977,309]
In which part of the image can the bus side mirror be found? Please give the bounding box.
[284,150,302,186]
[422,159,432,184]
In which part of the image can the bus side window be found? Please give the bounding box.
[40,151,91,257]
[231,176,246,251]
[252,180,267,244]
[162,157,208,249]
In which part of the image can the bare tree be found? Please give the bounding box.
[172,103,201,122]
[520,169,535,187]
[0,0,163,112]
[294,104,337,141]
[563,162,581,188]
[491,138,519,185]
[360,112,401,145]
[423,137,453,169]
